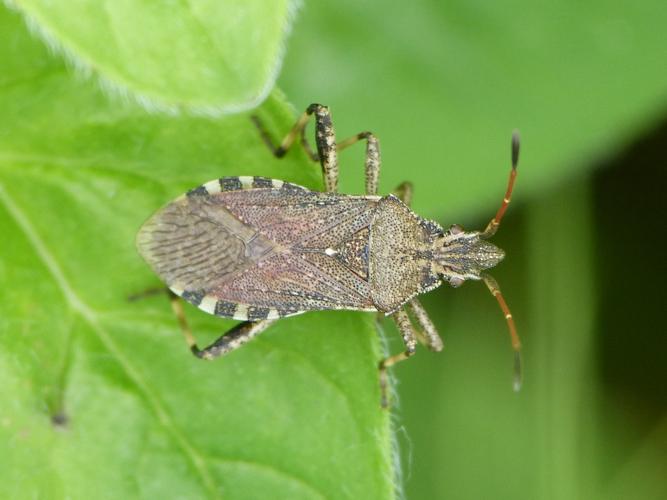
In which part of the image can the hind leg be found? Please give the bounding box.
[166,291,276,359]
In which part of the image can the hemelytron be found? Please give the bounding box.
[136,103,522,407]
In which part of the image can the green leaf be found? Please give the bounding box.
[6,0,299,113]
[0,6,393,499]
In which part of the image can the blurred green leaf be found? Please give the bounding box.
[528,181,599,500]
[604,417,667,500]
[0,6,393,499]
[394,181,599,499]
[279,2,667,499]
[6,0,298,113]
[280,0,667,218]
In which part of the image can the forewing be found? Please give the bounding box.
[217,184,377,247]
[207,250,376,319]
[137,177,379,319]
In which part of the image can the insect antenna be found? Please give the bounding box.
[481,273,522,391]
[480,130,520,239]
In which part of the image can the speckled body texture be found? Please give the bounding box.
[137,176,443,321]
[135,104,521,401]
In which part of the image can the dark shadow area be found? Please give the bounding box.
[594,118,667,428]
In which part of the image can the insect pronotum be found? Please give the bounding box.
[136,103,522,407]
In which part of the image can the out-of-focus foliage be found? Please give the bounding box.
[280,1,667,499]
[281,0,667,218]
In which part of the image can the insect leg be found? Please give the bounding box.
[266,103,342,193]
[127,286,168,301]
[337,131,381,195]
[306,104,341,192]
[254,104,382,194]
[166,291,277,359]
[252,104,340,191]
[251,109,318,161]
[190,320,277,360]
[392,181,413,206]
[378,309,418,408]
[481,272,522,391]
[407,299,443,352]
[167,290,198,351]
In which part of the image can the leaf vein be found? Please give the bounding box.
[0,181,221,499]
[203,454,328,500]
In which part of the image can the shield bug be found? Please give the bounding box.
[136,103,522,406]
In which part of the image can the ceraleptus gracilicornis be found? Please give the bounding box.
[135,103,522,407]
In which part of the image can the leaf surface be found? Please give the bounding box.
[7,0,298,113]
[0,6,393,499]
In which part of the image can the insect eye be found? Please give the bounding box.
[449,224,464,235]
[450,277,464,288]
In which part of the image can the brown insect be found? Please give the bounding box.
[136,104,521,406]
